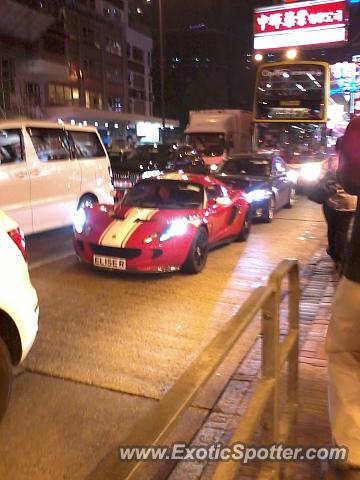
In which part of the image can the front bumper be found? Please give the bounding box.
[73,235,192,274]
[16,285,39,363]
[249,199,269,219]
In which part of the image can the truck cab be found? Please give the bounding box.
[185,109,252,171]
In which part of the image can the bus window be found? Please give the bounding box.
[255,63,328,122]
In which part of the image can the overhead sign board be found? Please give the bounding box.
[254,0,348,51]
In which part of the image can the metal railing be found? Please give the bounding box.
[89,259,300,480]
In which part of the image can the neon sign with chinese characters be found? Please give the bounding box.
[254,0,348,51]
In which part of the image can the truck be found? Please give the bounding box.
[184,109,253,171]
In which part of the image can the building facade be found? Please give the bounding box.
[129,0,258,128]
[0,0,177,147]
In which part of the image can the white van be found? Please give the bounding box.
[0,121,114,234]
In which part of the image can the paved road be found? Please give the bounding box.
[0,197,326,480]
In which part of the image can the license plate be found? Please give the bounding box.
[93,255,126,270]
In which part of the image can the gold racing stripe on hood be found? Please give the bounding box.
[99,208,158,247]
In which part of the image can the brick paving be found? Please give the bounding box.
[169,250,337,480]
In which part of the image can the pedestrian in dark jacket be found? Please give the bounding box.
[321,137,357,272]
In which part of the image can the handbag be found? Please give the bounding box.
[307,176,336,205]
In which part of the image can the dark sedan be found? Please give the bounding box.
[109,144,207,198]
[216,154,296,222]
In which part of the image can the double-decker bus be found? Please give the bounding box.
[253,61,332,186]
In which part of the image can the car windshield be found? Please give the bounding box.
[122,180,204,209]
[221,158,271,177]
[187,133,225,156]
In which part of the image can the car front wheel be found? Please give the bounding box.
[0,337,12,423]
[285,188,296,208]
[77,194,98,210]
[263,196,275,223]
[183,227,209,274]
[237,210,251,242]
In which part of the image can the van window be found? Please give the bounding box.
[27,128,70,162]
[69,130,106,158]
[0,129,23,165]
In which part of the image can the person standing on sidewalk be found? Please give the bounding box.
[326,117,360,479]
[322,137,357,273]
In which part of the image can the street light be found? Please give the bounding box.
[158,0,166,137]
[286,49,297,60]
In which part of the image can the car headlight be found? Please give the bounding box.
[74,207,86,234]
[300,163,322,182]
[210,164,218,172]
[160,218,188,242]
[245,189,271,203]
[286,169,299,184]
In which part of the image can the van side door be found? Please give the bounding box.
[0,128,32,234]
[67,129,113,205]
[25,126,81,233]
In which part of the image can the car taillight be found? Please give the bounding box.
[8,228,27,261]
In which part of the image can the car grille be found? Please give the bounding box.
[91,244,141,259]
[112,171,141,189]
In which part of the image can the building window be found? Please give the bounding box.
[108,96,122,112]
[129,89,145,100]
[42,32,66,56]
[83,59,101,78]
[113,0,124,9]
[132,47,144,63]
[106,68,122,84]
[105,38,122,56]
[85,91,103,109]
[82,27,100,48]
[79,0,95,9]
[133,73,145,89]
[48,84,79,106]
[25,83,41,106]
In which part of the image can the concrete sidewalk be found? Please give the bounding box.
[169,250,337,480]
[287,253,336,479]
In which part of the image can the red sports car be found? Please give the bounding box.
[73,173,250,274]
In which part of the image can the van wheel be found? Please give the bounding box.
[77,194,98,210]
[182,227,208,274]
[0,337,12,423]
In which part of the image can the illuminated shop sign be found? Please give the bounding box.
[330,60,360,94]
[254,0,348,51]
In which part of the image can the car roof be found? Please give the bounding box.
[0,120,98,132]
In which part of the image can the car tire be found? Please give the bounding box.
[183,227,209,274]
[237,210,251,242]
[285,188,296,208]
[0,337,12,423]
[263,196,276,223]
[77,194,98,210]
